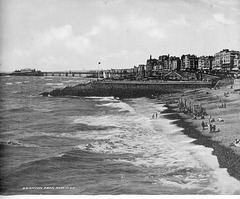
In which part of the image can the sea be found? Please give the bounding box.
[1,75,240,195]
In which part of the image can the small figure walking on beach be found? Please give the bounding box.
[212,123,216,132]
[209,123,212,133]
[209,115,212,124]
[224,101,226,108]
[201,121,205,130]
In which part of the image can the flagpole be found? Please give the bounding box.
[98,62,101,80]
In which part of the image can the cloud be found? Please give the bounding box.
[39,25,92,54]
[147,28,166,40]
[99,16,120,30]
[132,17,157,30]
[128,15,165,40]
[12,48,30,57]
[200,0,240,11]
[85,16,119,36]
[100,49,128,60]
[201,19,217,30]
[169,15,189,26]
[213,13,237,24]
[86,26,100,36]
[40,56,67,67]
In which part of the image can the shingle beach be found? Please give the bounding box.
[161,79,240,180]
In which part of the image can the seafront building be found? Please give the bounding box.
[181,54,198,71]
[8,49,239,80]
[198,56,214,71]
[234,54,240,69]
[213,49,240,70]
[158,55,169,70]
[133,49,240,79]
[169,56,181,71]
[106,49,239,81]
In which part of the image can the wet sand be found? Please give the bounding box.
[160,82,240,181]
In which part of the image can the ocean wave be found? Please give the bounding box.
[85,96,116,101]
[96,101,135,114]
[11,91,21,94]
[72,115,122,128]
[45,83,64,86]
[0,139,40,148]
[15,97,209,182]
[8,106,31,112]
[5,82,13,85]
[63,80,80,83]
[33,108,53,112]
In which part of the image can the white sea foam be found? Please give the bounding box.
[63,80,80,83]
[33,108,53,112]
[45,83,64,86]
[96,101,136,114]
[5,82,13,85]
[84,96,116,101]
[1,139,39,148]
[73,97,240,194]
[73,114,122,128]
[12,91,21,94]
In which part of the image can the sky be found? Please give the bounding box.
[0,0,240,72]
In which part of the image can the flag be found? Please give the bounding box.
[98,62,101,64]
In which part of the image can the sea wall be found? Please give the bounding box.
[215,78,234,88]
[90,81,212,97]
[44,80,212,98]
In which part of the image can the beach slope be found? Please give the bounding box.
[160,81,240,181]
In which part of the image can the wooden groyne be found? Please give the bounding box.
[41,80,213,98]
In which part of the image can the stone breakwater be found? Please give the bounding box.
[41,80,212,98]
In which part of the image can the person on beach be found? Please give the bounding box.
[209,123,212,133]
[201,121,205,130]
[205,122,208,127]
[218,117,224,122]
[210,118,215,122]
[212,123,216,132]
[231,139,240,147]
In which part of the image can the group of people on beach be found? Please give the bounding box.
[152,112,159,119]
[231,139,240,147]
[219,99,227,108]
[200,115,221,133]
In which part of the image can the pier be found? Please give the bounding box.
[42,70,102,77]
[0,70,104,77]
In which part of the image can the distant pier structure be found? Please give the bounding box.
[0,69,104,77]
[42,70,102,78]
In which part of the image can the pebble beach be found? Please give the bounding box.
[161,79,240,181]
